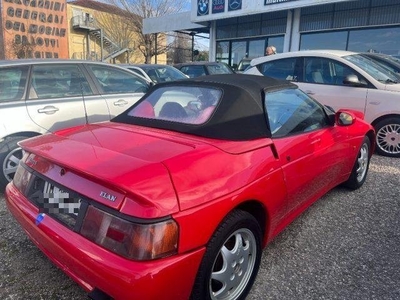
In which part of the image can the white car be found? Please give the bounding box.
[0,59,151,189]
[245,50,400,157]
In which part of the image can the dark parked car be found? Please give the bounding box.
[120,64,188,84]
[0,59,151,189]
[174,62,234,78]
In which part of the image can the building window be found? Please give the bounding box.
[300,31,348,51]
[231,41,247,68]
[348,27,400,55]
[248,39,265,58]
[216,41,229,64]
[300,1,400,32]
[300,26,400,55]
[216,24,238,39]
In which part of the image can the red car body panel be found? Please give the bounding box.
[19,125,190,218]
[7,122,372,299]
[6,183,205,300]
[5,75,376,300]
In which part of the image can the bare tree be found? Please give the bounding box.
[108,0,187,63]
[4,35,37,59]
[93,11,138,62]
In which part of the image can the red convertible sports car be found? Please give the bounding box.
[6,74,374,300]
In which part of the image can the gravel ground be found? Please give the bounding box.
[0,155,399,300]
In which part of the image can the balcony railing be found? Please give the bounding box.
[71,15,131,61]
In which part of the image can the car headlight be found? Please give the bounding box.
[80,205,179,260]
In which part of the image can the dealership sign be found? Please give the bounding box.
[194,0,350,21]
[265,0,299,4]
[197,0,209,16]
[212,0,225,14]
[228,0,242,11]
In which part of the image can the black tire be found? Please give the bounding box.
[343,136,371,190]
[374,117,400,157]
[190,210,262,300]
[0,136,27,190]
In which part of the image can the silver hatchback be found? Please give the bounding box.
[0,59,151,189]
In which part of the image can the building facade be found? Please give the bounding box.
[0,0,69,60]
[144,0,400,68]
[0,0,161,64]
[68,0,143,64]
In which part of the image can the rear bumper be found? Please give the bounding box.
[5,183,205,300]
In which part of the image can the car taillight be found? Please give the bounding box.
[80,205,178,260]
[13,165,32,196]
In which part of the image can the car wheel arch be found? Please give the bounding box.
[0,132,40,189]
[3,131,40,141]
[190,208,263,300]
[371,113,400,128]
[236,200,268,245]
[372,114,400,157]
[366,130,376,155]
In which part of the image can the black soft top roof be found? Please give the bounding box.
[112,74,297,141]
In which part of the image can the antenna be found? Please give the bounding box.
[80,82,89,124]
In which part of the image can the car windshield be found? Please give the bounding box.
[141,66,187,82]
[344,54,399,83]
[360,55,400,79]
[389,55,400,63]
[207,64,233,75]
[127,86,222,125]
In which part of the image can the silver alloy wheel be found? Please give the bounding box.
[3,146,23,182]
[210,228,257,300]
[376,123,400,155]
[356,142,369,183]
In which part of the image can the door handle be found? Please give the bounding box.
[37,106,59,114]
[310,138,321,145]
[114,99,128,107]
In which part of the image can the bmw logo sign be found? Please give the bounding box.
[198,0,209,16]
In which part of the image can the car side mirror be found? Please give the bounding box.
[324,105,336,125]
[343,74,368,87]
[335,111,355,126]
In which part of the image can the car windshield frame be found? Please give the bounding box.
[343,54,399,83]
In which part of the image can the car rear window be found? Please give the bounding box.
[127,86,222,125]
[207,64,233,75]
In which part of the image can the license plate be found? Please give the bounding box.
[41,181,81,216]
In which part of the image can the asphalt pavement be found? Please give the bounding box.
[0,155,399,300]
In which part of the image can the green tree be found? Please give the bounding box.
[195,50,209,62]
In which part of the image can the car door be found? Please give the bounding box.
[296,57,370,114]
[26,63,110,134]
[0,65,31,136]
[265,88,353,215]
[86,64,149,116]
